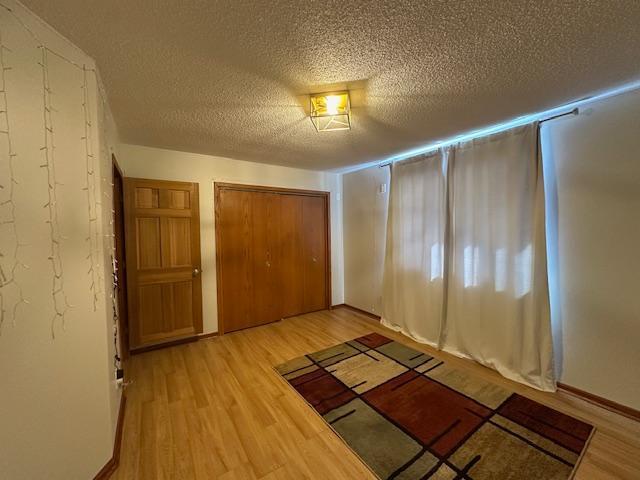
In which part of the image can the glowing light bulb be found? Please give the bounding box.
[325,95,340,115]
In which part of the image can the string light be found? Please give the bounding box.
[97,84,121,370]
[0,28,28,332]
[1,2,119,366]
[39,46,74,337]
[82,65,102,311]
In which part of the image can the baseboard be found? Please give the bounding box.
[198,331,219,340]
[130,335,198,354]
[130,331,219,355]
[558,382,640,422]
[332,303,382,321]
[94,392,127,480]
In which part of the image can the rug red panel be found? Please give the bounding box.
[364,371,491,457]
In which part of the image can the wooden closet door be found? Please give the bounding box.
[249,192,281,326]
[216,189,253,332]
[279,195,304,318]
[124,178,203,350]
[216,189,282,332]
[215,184,330,333]
[302,195,329,313]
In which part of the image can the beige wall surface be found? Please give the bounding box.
[542,89,640,410]
[343,89,640,410]
[0,1,121,479]
[117,143,344,335]
[343,165,389,315]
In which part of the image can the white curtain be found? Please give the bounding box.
[381,123,555,391]
[442,123,554,391]
[381,150,448,347]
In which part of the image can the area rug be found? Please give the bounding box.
[275,333,594,480]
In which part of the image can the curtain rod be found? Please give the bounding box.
[538,107,579,124]
[378,107,580,168]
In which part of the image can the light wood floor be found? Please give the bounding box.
[112,308,640,479]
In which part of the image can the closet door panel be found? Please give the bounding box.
[279,195,305,318]
[302,195,328,313]
[217,189,254,332]
[250,192,282,326]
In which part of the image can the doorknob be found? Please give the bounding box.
[312,257,317,263]
[192,268,200,277]
[265,261,271,267]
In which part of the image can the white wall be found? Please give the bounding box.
[542,89,640,410]
[0,1,120,479]
[117,144,344,334]
[343,89,640,410]
[343,165,389,315]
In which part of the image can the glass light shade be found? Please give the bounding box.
[309,91,351,132]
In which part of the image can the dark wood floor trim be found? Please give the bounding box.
[558,382,640,422]
[332,303,381,320]
[130,335,198,354]
[198,331,219,340]
[94,392,127,480]
[130,331,219,355]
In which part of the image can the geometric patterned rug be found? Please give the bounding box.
[276,332,594,479]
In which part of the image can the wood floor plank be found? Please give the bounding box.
[112,308,640,479]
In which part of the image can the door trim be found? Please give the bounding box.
[214,182,332,335]
[112,155,129,359]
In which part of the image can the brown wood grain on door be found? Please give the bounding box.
[279,195,305,318]
[215,183,330,334]
[124,178,203,350]
[302,195,328,313]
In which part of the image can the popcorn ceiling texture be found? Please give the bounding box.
[21,0,640,170]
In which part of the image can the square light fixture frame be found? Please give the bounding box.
[309,91,351,132]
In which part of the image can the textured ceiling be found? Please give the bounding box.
[21,0,640,170]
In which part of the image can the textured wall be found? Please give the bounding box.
[117,143,344,334]
[0,1,120,478]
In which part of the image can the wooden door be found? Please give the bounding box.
[279,195,305,318]
[302,195,328,313]
[215,189,282,332]
[124,178,203,350]
[280,195,328,316]
[250,192,282,326]
[215,183,330,334]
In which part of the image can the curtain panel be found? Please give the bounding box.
[381,150,448,347]
[381,123,555,391]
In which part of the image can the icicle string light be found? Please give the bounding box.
[82,65,102,311]
[40,47,73,337]
[0,29,28,333]
[0,3,118,357]
[97,80,121,370]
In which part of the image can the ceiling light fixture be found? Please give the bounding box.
[309,91,351,132]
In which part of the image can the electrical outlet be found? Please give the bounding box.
[379,183,387,194]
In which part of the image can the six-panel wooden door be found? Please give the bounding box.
[124,178,203,350]
[215,184,330,334]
